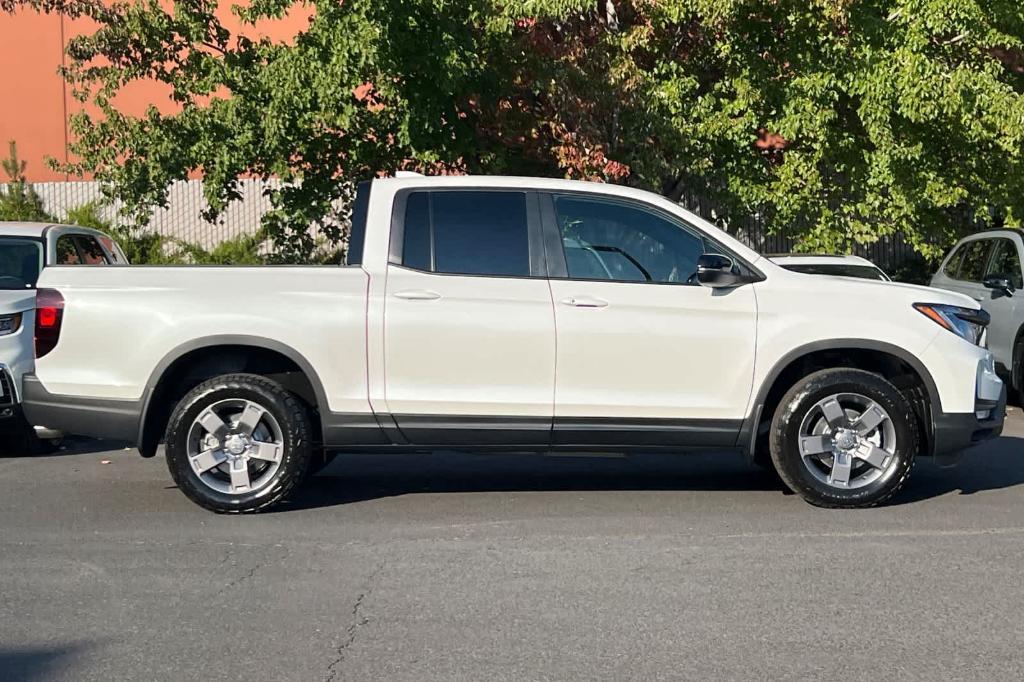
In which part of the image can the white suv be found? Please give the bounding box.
[0,222,128,452]
[930,230,1024,397]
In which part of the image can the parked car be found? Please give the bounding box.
[20,176,1003,512]
[930,229,1024,397]
[0,222,128,453]
[769,254,890,281]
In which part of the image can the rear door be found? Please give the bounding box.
[382,189,556,445]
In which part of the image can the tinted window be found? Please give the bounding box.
[986,239,1023,289]
[780,263,888,281]
[98,236,127,264]
[956,240,992,282]
[346,181,370,266]
[400,191,530,277]
[0,238,43,289]
[75,236,109,265]
[554,195,704,283]
[402,192,432,271]
[56,235,81,264]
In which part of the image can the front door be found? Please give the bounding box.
[383,189,555,445]
[542,193,758,447]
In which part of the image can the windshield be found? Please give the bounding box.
[780,263,889,281]
[0,238,44,289]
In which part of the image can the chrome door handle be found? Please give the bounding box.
[394,289,441,300]
[560,296,608,308]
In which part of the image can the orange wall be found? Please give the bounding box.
[0,4,311,182]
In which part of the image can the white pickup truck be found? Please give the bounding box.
[21,175,1005,512]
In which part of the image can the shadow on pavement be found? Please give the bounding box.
[283,433,1024,512]
[283,449,790,511]
[893,433,1024,503]
[0,642,94,681]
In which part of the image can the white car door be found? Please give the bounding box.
[383,189,556,445]
[980,236,1024,370]
[541,192,758,447]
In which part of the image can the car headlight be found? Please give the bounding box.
[913,303,989,345]
[0,313,22,337]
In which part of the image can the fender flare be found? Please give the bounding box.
[737,338,941,456]
[136,335,331,452]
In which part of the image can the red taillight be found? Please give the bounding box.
[35,288,65,358]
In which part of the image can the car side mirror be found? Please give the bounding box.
[983,274,1015,297]
[696,253,746,289]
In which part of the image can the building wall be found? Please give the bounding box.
[0,4,311,183]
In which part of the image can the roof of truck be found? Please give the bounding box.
[0,222,111,239]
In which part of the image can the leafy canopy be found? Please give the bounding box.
[5,0,1024,258]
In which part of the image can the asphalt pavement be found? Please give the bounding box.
[3,411,1024,680]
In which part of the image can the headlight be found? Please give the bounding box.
[0,313,22,337]
[914,303,989,345]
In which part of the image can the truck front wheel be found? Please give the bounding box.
[769,368,919,508]
[164,373,314,513]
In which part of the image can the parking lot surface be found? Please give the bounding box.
[3,411,1024,680]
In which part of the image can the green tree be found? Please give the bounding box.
[5,0,1024,258]
[0,141,55,222]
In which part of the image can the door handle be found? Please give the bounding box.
[394,289,442,301]
[560,295,608,308]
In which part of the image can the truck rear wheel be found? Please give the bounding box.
[769,368,918,508]
[164,373,313,513]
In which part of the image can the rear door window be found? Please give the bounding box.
[400,190,531,277]
[56,235,81,264]
[74,236,110,265]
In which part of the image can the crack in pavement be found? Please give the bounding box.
[324,561,386,681]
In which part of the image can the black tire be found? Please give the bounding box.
[1011,339,1024,407]
[769,368,919,509]
[0,416,58,456]
[164,373,314,513]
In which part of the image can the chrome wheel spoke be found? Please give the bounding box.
[854,402,887,436]
[229,458,251,492]
[799,435,832,456]
[249,440,282,463]
[820,398,848,430]
[235,401,266,437]
[829,451,853,486]
[191,448,226,474]
[856,443,889,470]
[198,410,230,440]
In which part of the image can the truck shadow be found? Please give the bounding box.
[284,433,1024,510]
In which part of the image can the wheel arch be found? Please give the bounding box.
[137,335,330,457]
[739,339,940,460]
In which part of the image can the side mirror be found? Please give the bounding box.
[983,274,1015,297]
[696,253,746,289]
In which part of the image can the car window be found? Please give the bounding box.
[0,238,43,289]
[55,235,81,264]
[74,236,110,265]
[779,263,889,281]
[986,239,1023,289]
[553,195,705,283]
[400,190,530,277]
[98,236,127,265]
[955,239,992,282]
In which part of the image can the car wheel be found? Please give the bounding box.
[164,373,313,513]
[0,417,58,456]
[769,368,919,508]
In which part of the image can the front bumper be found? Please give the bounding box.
[932,383,1006,456]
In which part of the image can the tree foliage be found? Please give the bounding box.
[5,0,1024,258]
